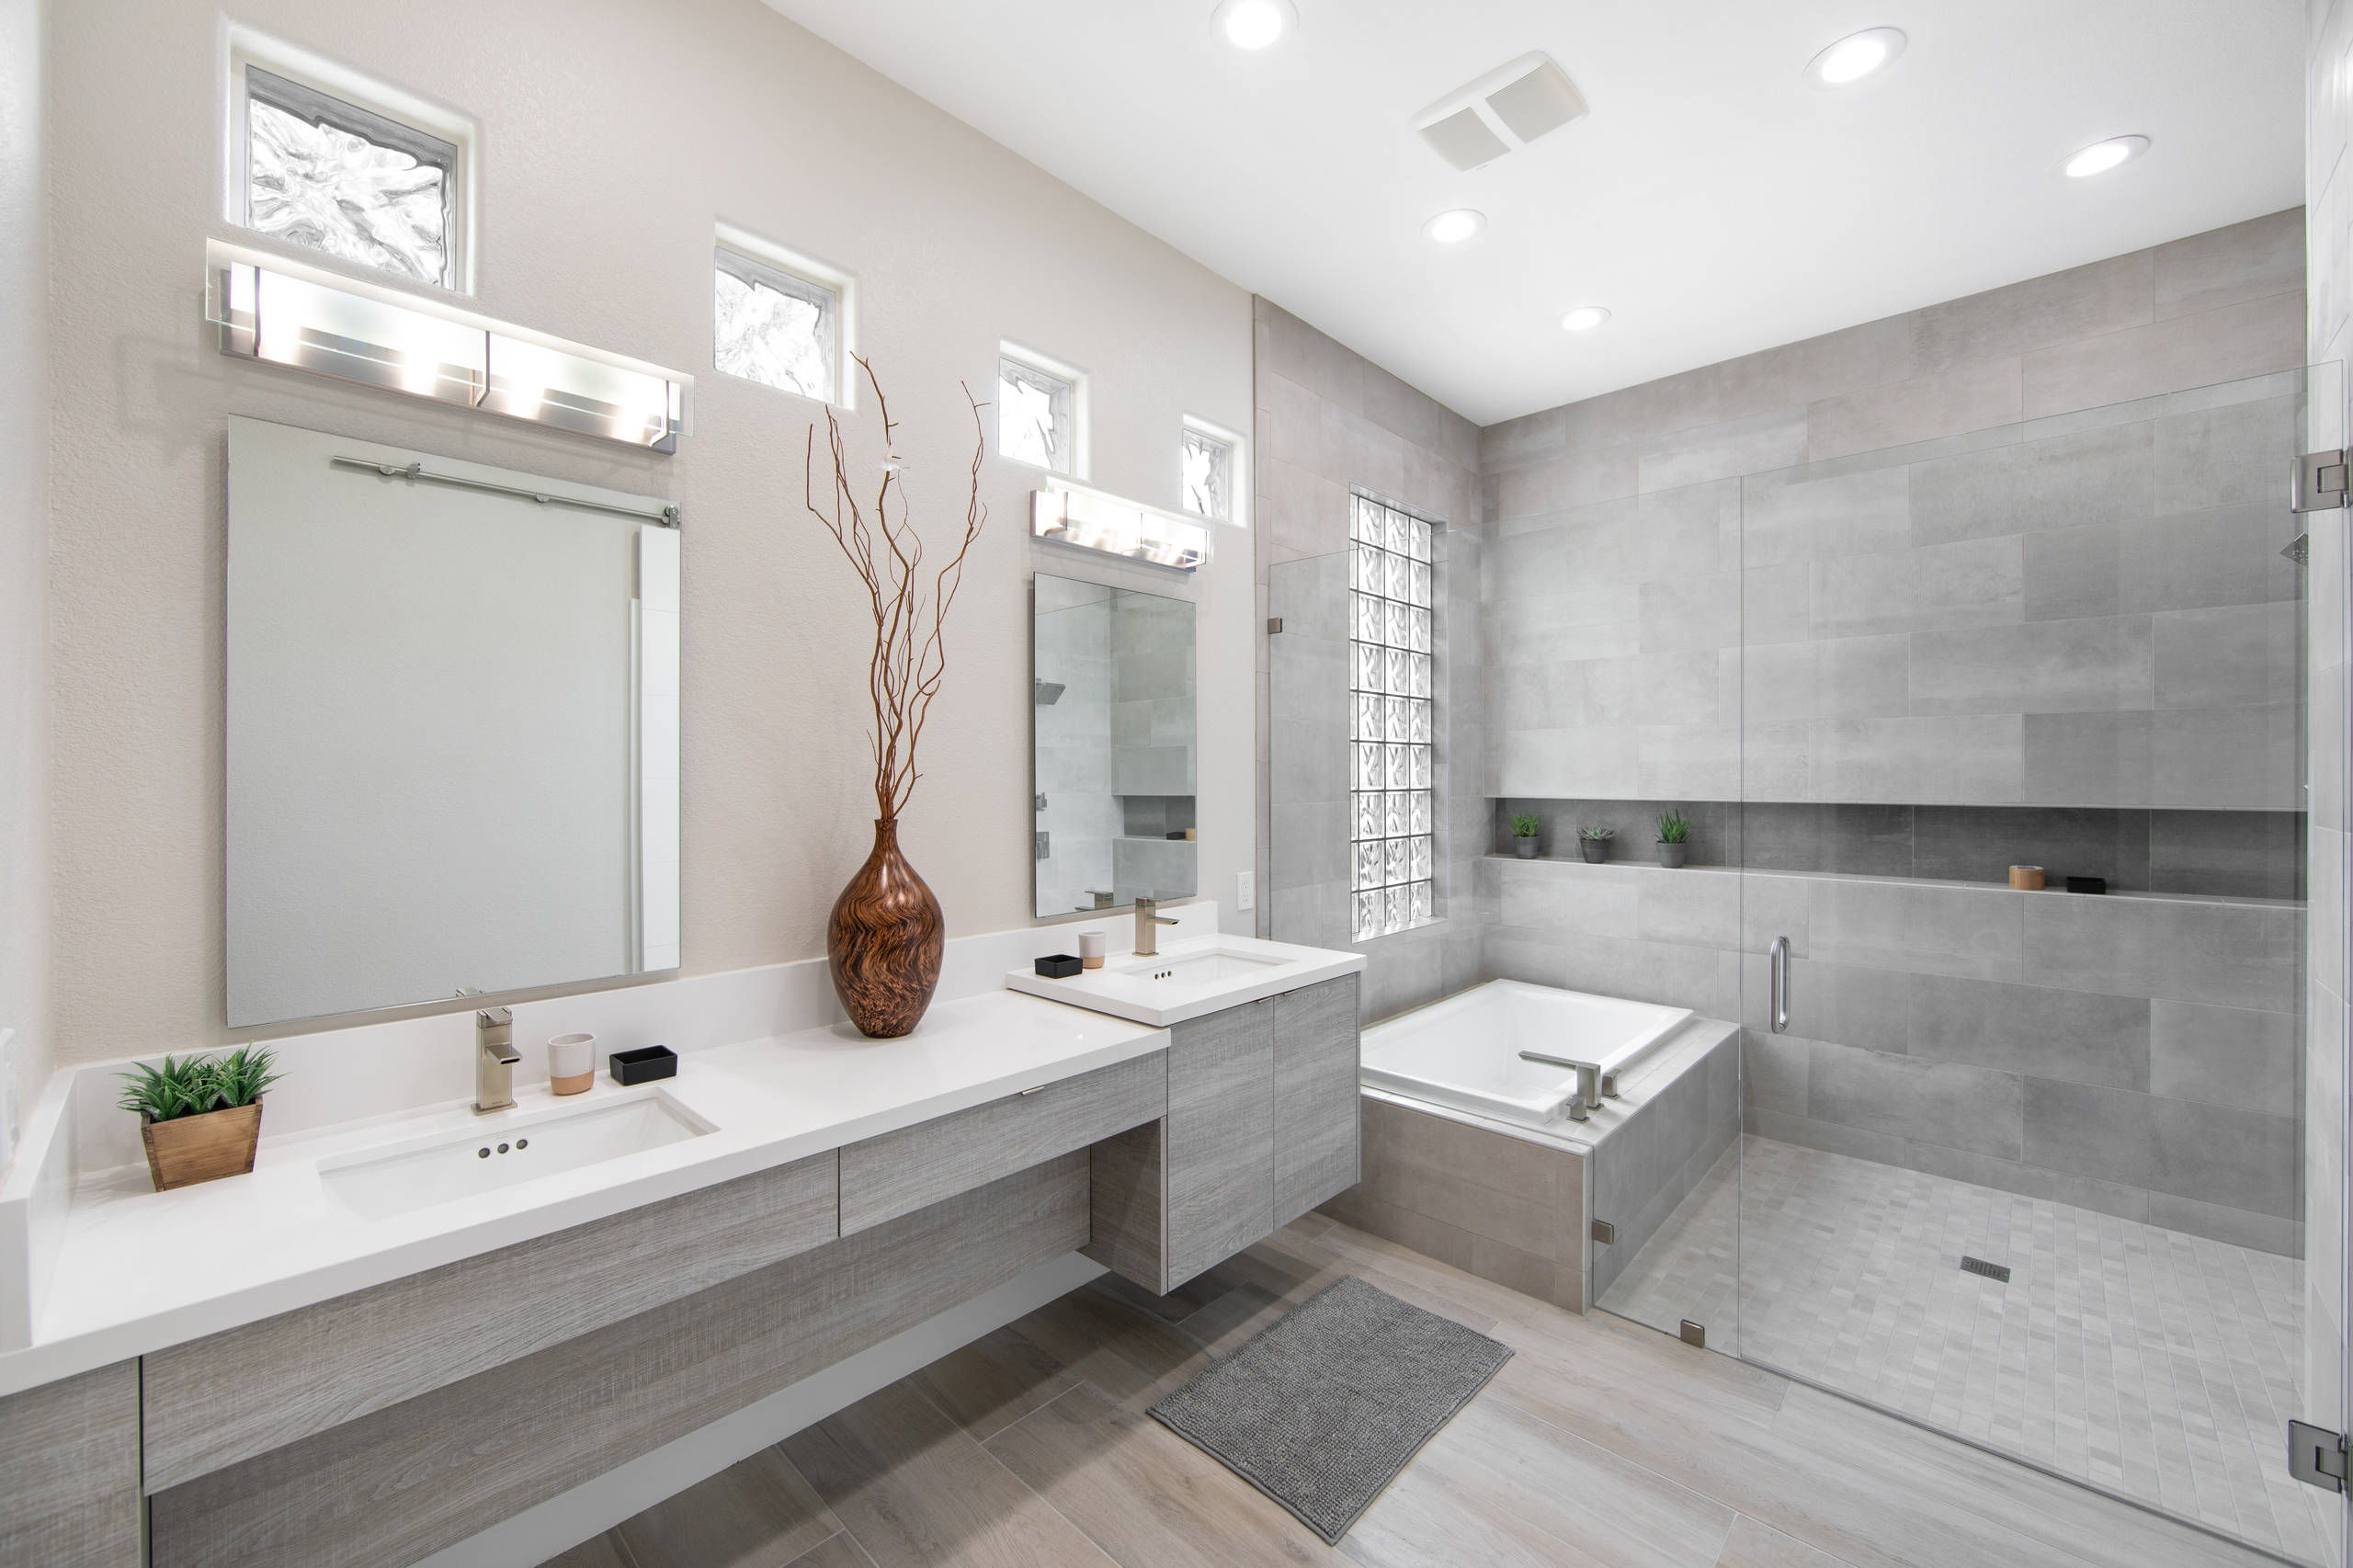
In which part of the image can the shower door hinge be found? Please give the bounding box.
[2289,1420,2349,1493]
[1590,1219,1616,1245]
[2293,449,2349,513]
[1034,831,1051,861]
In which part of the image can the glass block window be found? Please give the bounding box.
[714,248,838,403]
[999,357,1074,472]
[243,66,459,289]
[1181,426,1232,519]
[1349,495,1438,941]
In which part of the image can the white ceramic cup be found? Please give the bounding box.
[548,1033,597,1081]
[1079,930,1107,969]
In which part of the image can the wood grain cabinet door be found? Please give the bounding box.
[1165,994,1275,1286]
[0,1361,142,1568]
[1271,973,1361,1227]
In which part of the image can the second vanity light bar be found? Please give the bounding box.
[1031,480,1210,572]
[204,240,690,453]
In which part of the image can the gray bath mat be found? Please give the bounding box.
[1147,1274,1512,1543]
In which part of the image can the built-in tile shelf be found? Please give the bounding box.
[1480,853,2303,909]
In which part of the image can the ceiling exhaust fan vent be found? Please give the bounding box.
[1413,52,1588,171]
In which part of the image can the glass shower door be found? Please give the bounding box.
[1730,367,2329,1563]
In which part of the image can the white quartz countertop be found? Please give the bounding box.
[0,989,1166,1399]
[1005,932,1368,1027]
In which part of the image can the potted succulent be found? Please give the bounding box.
[118,1045,283,1192]
[1655,809,1691,869]
[1509,812,1543,858]
[1578,825,1614,864]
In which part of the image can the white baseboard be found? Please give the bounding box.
[409,1250,1107,1568]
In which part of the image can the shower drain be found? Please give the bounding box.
[1960,1256,2011,1284]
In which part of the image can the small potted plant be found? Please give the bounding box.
[1579,825,1614,864]
[1655,809,1691,869]
[1509,813,1543,858]
[119,1045,283,1193]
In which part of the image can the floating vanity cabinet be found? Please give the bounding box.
[142,1150,840,1494]
[148,1154,1087,1568]
[839,1051,1166,1234]
[1087,973,1359,1292]
[0,1361,142,1568]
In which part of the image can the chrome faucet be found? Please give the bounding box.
[1519,1049,1602,1121]
[1133,895,1180,958]
[474,1005,519,1113]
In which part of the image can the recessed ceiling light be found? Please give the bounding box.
[1424,209,1485,244]
[1212,0,1296,51]
[2063,134,2150,178]
[1560,305,1611,332]
[1804,27,1906,87]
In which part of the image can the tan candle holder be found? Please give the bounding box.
[2008,865,2046,891]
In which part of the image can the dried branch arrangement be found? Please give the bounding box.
[805,357,989,819]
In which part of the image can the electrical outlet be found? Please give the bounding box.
[1235,870,1255,912]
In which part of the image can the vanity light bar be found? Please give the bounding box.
[204,242,689,453]
[1030,482,1210,572]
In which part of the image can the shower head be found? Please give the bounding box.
[1034,679,1065,706]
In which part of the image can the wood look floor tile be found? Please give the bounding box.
[983,1381,1346,1567]
[1003,1286,1212,1410]
[906,1325,1080,1442]
[781,1535,879,1568]
[615,1446,839,1568]
[1345,1394,1733,1568]
[540,1533,636,1568]
[783,1381,1118,1568]
[1086,1268,1235,1325]
[1712,1516,1859,1568]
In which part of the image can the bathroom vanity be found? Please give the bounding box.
[0,929,1364,1568]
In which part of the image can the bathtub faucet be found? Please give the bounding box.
[1520,1050,1604,1121]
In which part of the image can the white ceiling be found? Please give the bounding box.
[759,0,2306,427]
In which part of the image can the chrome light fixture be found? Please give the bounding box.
[205,240,688,452]
[1031,481,1210,572]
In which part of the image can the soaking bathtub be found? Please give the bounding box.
[1359,979,1693,1128]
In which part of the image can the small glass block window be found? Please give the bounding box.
[999,357,1073,472]
[244,67,458,289]
[1349,494,1438,942]
[1181,427,1232,519]
[714,249,838,403]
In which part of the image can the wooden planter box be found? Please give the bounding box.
[141,1101,264,1192]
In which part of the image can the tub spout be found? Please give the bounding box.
[1520,1049,1603,1119]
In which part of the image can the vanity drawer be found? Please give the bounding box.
[838,1050,1166,1234]
[140,1149,839,1494]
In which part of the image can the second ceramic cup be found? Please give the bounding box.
[549,1032,597,1095]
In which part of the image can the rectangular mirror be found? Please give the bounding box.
[226,415,680,1027]
[1031,574,1197,918]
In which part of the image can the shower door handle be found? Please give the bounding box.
[1769,936,1790,1033]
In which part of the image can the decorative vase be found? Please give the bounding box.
[1580,838,1608,864]
[826,817,945,1038]
[1656,842,1688,869]
[1513,835,1540,859]
[141,1101,264,1192]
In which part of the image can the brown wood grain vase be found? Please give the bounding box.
[827,817,945,1038]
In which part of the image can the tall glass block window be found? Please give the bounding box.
[1349,494,1437,941]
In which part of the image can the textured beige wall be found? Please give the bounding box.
[43,0,1254,1062]
[0,0,47,1150]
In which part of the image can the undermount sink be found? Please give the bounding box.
[1006,934,1366,1028]
[317,1091,714,1221]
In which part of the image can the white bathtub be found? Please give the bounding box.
[1360,979,1693,1128]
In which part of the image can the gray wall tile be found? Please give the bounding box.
[2149,999,2300,1117]
[2149,703,2301,809]
[1907,974,2151,1089]
[2020,503,2304,621]
[1807,1040,2026,1160]
[1909,616,2154,717]
[2153,392,2299,514]
[2152,601,2301,710]
[2019,290,2306,418]
[1911,251,2154,374]
[1807,357,2023,462]
[1910,422,2154,546]
[2021,893,2302,1010]
[2023,1077,2297,1217]
[2151,208,2302,319]
[1809,879,2024,980]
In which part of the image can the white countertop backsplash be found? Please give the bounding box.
[0,902,1229,1397]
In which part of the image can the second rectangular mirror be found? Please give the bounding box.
[1032,574,1196,918]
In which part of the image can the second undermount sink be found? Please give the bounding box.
[1006,933,1366,1028]
[317,1091,715,1221]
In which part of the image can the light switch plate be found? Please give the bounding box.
[1235,871,1255,912]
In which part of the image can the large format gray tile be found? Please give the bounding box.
[2019,291,2305,418]
[1804,1040,2025,1160]
[1910,251,2154,375]
[2151,209,2303,320]
[2021,1077,2298,1217]
[1905,974,2150,1089]
[2147,999,2301,1118]
[1808,878,2023,981]
[1638,408,1811,494]
[1908,421,2153,546]
[1908,616,2154,717]
[2021,893,2302,1011]
[2153,392,2300,515]
[2148,808,2303,899]
[1810,715,2024,805]
[2152,601,2301,710]
[2019,710,2153,808]
[2019,503,2305,620]
[2149,704,2302,810]
[1807,358,2022,462]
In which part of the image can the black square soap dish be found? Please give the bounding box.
[1034,953,1084,979]
[609,1044,678,1085]
[2065,876,2107,895]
